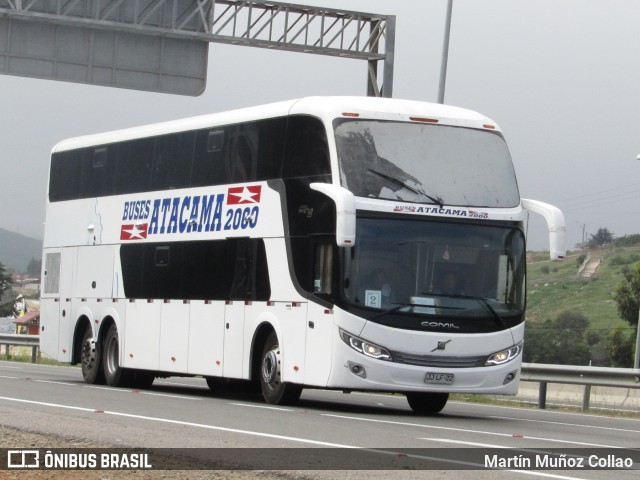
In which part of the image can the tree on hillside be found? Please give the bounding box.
[0,261,10,296]
[606,326,635,367]
[26,257,41,277]
[0,261,14,316]
[613,264,640,367]
[588,227,613,248]
[524,311,591,365]
[613,263,640,328]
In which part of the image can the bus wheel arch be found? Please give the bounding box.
[259,330,302,405]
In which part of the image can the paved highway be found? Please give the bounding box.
[0,360,638,479]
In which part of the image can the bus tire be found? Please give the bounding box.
[260,332,302,405]
[80,326,105,384]
[406,392,449,414]
[102,323,133,388]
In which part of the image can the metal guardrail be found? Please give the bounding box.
[521,362,640,410]
[0,333,40,363]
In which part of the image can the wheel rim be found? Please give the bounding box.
[261,348,279,388]
[81,336,96,371]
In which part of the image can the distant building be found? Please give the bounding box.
[11,273,40,295]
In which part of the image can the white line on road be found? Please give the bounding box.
[322,413,624,448]
[32,379,76,386]
[229,402,294,412]
[139,391,202,400]
[0,395,357,447]
[0,394,599,478]
[487,415,640,433]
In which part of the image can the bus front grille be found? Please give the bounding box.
[391,352,487,368]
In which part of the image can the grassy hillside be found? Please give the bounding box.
[0,228,42,273]
[526,245,639,333]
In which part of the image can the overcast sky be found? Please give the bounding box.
[1,0,639,252]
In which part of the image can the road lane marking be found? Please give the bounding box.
[140,391,201,400]
[322,413,624,448]
[487,415,640,433]
[33,380,76,386]
[0,394,599,477]
[84,385,201,400]
[229,402,294,412]
[0,394,357,447]
[0,375,18,379]
[84,385,130,392]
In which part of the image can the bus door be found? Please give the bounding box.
[304,240,335,386]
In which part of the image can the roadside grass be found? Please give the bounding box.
[0,351,72,367]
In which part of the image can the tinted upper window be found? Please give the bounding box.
[49,117,288,201]
[283,116,331,179]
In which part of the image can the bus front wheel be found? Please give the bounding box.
[80,326,105,384]
[260,332,302,405]
[406,392,449,414]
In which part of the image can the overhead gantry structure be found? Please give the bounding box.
[0,0,395,96]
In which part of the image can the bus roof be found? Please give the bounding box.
[52,96,501,153]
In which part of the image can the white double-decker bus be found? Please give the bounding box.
[40,96,565,413]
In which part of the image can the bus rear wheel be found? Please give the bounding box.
[406,392,449,414]
[102,323,133,388]
[80,326,105,384]
[260,332,302,405]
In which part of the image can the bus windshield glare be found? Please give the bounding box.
[335,120,520,208]
[342,218,526,331]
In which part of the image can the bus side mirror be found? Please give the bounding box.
[310,183,356,247]
[521,198,566,261]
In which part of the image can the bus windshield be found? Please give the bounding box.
[342,217,526,331]
[335,120,520,208]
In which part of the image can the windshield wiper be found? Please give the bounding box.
[367,169,444,207]
[371,301,467,320]
[371,303,414,320]
[422,292,506,328]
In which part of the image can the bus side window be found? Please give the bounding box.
[114,138,153,195]
[143,244,183,299]
[255,117,287,181]
[50,150,83,201]
[229,239,270,301]
[227,125,256,183]
[283,116,331,179]
[313,241,334,301]
[80,147,115,198]
[151,132,194,191]
[192,128,229,187]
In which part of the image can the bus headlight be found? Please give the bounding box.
[339,329,392,361]
[485,342,522,366]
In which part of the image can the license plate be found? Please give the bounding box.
[424,372,454,385]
